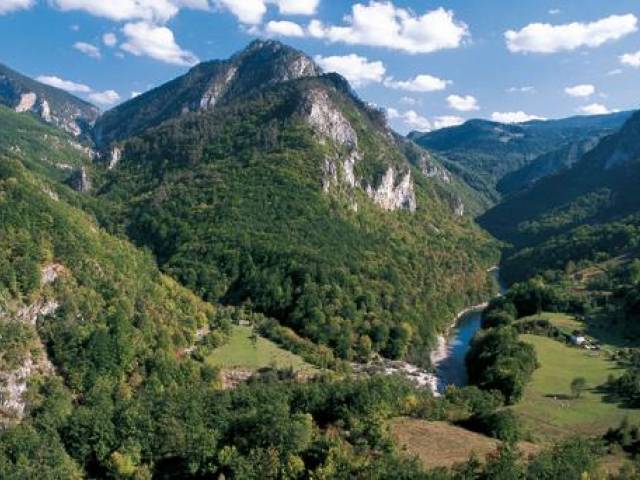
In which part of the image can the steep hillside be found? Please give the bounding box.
[409,112,632,206]
[0,63,99,137]
[480,111,640,282]
[497,137,600,195]
[0,120,439,479]
[93,39,319,147]
[94,42,498,363]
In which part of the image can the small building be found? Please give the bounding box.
[571,334,587,346]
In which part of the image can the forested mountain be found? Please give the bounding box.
[93,41,498,363]
[93,40,320,147]
[0,63,99,137]
[409,112,632,206]
[497,137,600,195]
[480,110,640,282]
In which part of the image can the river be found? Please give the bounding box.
[430,267,506,393]
[350,268,506,395]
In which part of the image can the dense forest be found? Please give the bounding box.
[96,73,498,364]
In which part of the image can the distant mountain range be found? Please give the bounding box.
[480,110,640,281]
[0,62,99,137]
[409,112,632,207]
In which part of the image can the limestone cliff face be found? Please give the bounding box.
[302,87,417,212]
[69,166,91,192]
[303,89,357,148]
[366,168,417,212]
[199,66,238,110]
[0,264,61,424]
[416,151,452,184]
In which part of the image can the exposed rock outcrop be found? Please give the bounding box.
[451,196,465,217]
[199,66,237,110]
[302,89,357,148]
[366,168,417,212]
[69,166,91,192]
[14,92,36,113]
[417,151,452,184]
[108,146,122,170]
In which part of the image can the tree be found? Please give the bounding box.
[570,377,587,399]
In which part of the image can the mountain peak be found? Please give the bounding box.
[94,40,320,146]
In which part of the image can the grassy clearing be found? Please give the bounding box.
[513,335,640,442]
[518,312,583,335]
[206,326,314,372]
[390,418,539,469]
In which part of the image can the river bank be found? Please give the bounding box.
[351,267,505,395]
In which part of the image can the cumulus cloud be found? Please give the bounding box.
[446,94,479,111]
[315,54,385,87]
[384,74,450,92]
[564,84,595,97]
[36,75,92,93]
[578,103,611,115]
[131,90,142,98]
[433,115,464,130]
[73,41,101,58]
[273,0,319,15]
[121,21,198,66]
[103,32,117,47]
[505,14,637,53]
[0,0,34,15]
[217,0,318,25]
[308,2,469,54]
[620,50,640,68]
[88,89,121,105]
[491,111,545,123]
[217,0,265,24]
[51,0,180,23]
[387,108,432,131]
[265,20,305,37]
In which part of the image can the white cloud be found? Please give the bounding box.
[217,0,265,24]
[273,0,318,15]
[121,21,198,66]
[505,14,638,54]
[491,111,545,123]
[308,2,469,54]
[131,90,141,98]
[548,9,561,15]
[36,75,92,93]
[607,68,623,76]
[577,103,610,115]
[620,50,640,68]
[103,32,117,47]
[52,0,180,23]
[400,96,416,105]
[433,115,464,129]
[507,86,535,93]
[446,94,478,112]
[384,74,450,92]
[73,41,101,58]
[564,84,595,97]
[217,0,317,25]
[315,54,385,87]
[387,108,431,131]
[0,0,33,14]
[88,89,121,105]
[265,20,305,37]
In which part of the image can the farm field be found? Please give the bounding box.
[390,418,539,469]
[205,326,314,372]
[513,334,640,441]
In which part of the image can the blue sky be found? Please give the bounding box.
[1,0,639,133]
